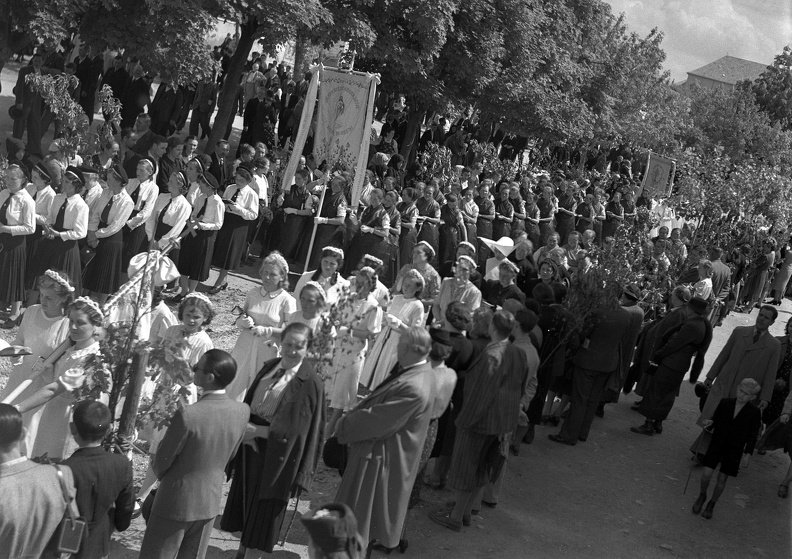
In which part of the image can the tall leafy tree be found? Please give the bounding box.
[751,46,792,130]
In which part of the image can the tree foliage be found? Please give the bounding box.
[751,46,792,131]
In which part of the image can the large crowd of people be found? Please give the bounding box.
[2,43,792,559]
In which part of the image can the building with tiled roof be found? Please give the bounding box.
[682,55,769,91]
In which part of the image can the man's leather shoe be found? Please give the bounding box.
[630,423,654,436]
[429,509,462,532]
[548,433,576,446]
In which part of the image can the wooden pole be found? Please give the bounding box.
[116,349,149,452]
[304,183,328,273]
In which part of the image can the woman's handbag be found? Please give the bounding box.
[52,465,86,555]
[79,245,96,268]
[322,436,348,475]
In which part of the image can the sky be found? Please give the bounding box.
[604,0,792,82]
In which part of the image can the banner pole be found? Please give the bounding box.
[304,184,328,273]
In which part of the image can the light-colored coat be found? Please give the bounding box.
[335,361,435,548]
[698,326,781,426]
[0,459,75,559]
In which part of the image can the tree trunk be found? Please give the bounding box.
[293,30,310,81]
[400,102,425,162]
[116,350,149,449]
[203,18,258,154]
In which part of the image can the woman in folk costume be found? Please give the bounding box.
[175,171,225,301]
[82,164,135,304]
[221,322,325,559]
[0,164,35,328]
[122,157,158,270]
[307,174,348,270]
[209,164,260,294]
[145,170,192,262]
[344,188,390,277]
[24,162,57,292]
[29,166,89,298]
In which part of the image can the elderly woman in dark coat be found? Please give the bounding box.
[221,322,325,559]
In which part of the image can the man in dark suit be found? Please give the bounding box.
[209,140,231,187]
[431,311,528,531]
[189,77,218,139]
[549,298,638,446]
[121,64,151,129]
[709,246,732,326]
[139,349,249,559]
[132,113,155,156]
[149,75,184,136]
[692,378,762,519]
[62,400,134,559]
[13,51,45,157]
[242,85,277,147]
[102,55,129,100]
[632,297,713,435]
[74,44,104,123]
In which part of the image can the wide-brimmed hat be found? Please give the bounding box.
[127,252,180,286]
[481,236,516,257]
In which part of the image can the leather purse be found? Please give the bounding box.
[52,465,86,555]
[322,436,348,475]
[79,245,96,268]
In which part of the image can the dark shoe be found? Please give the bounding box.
[652,420,663,434]
[523,423,535,444]
[207,282,228,295]
[462,513,471,527]
[779,485,789,499]
[509,444,519,456]
[481,500,497,508]
[167,294,185,305]
[548,433,576,446]
[540,415,551,425]
[701,502,715,519]
[630,423,654,436]
[429,480,446,490]
[549,415,561,427]
[757,448,766,455]
[428,509,462,532]
[577,437,587,442]
[595,403,605,418]
[692,493,706,514]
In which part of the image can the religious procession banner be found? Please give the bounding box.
[281,66,379,208]
[640,151,676,199]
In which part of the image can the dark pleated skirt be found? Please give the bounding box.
[213,214,250,271]
[279,214,310,262]
[31,237,82,294]
[179,229,217,282]
[83,231,124,295]
[0,233,26,302]
[399,227,417,271]
[25,228,43,288]
[122,225,148,271]
[346,233,389,276]
[220,439,288,552]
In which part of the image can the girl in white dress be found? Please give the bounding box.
[13,297,105,460]
[1,270,73,452]
[359,269,425,391]
[227,251,296,401]
[326,267,383,436]
[136,292,214,509]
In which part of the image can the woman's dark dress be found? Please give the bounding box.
[397,200,418,270]
[307,190,346,270]
[492,199,513,240]
[278,185,311,262]
[438,205,463,265]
